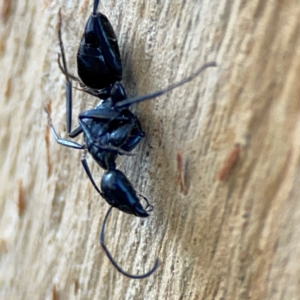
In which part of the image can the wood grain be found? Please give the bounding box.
[1,0,300,299]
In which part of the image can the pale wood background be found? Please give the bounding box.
[1,0,300,299]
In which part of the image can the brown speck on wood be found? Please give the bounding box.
[45,125,52,177]
[73,279,79,295]
[43,0,52,10]
[52,284,59,300]
[79,0,89,14]
[157,118,163,147]
[217,144,240,181]
[17,179,25,217]
[0,40,4,55]
[45,100,52,115]
[175,152,189,195]
[1,0,10,23]
[4,77,11,100]
[0,239,8,254]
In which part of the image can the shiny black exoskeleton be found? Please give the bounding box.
[77,0,122,90]
[47,0,216,279]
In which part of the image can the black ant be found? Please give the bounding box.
[45,0,216,279]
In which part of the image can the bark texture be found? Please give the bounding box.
[1,0,300,299]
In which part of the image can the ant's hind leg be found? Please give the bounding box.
[100,206,159,279]
[81,149,104,196]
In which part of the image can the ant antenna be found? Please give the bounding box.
[100,206,159,279]
[115,61,216,108]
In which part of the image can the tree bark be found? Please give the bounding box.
[1,0,300,299]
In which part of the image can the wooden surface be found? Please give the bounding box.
[1,0,300,299]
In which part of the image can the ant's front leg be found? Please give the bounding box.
[79,107,144,152]
[57,10,83,137]
[78,117,135,156]
[121,115,145,152]
[45,108,84,150]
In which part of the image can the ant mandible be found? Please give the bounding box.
[45,0,216,279]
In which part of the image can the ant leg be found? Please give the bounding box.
[121,115,145,152]
[138,194,154,212]
[45,108,84,150]
[68,124,84,138]
[58,10,81,136]
[78,107,129,122]
[78,118,135,155]
[81,149,104,196]
[115,61,217,108]
[57,54,80,82]
[58,10,72,134]
[79,108,141,152]
[74,85,108,98]
[109,122,137,149]
[100,206,159,279]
